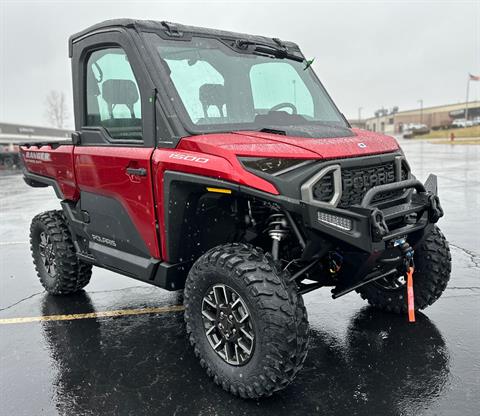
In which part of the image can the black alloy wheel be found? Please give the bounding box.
[201,283,255,366]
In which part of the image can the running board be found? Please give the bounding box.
[77,249,190,291]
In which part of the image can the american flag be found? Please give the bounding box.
[469,74,480,81]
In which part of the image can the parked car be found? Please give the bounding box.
[0,144,20,169]
[402,123,430,138]
[451,119,473,128]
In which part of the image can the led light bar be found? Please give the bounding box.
[317,211,353,231]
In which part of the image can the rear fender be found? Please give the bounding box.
[20,144,78,200]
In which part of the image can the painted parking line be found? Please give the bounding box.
[0,241,29,246]
[0,305,185,325]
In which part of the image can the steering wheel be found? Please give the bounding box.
[269,102,298,114]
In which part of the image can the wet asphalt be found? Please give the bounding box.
[0,139,479,416]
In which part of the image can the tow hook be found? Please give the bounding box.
[428,194,444,223]
[371,208,389,242]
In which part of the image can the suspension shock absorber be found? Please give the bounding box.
[267,213,289,261]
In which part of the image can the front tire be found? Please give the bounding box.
[30,210,92,295]
[357,225,451,313]
[184,243,309,398]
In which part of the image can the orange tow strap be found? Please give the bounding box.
[406,266,415,322]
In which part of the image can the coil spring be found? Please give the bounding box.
[267,213,289,241]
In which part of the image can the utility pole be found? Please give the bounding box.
[358,107,363,121]
[465,75,470,121]
[417,99,423,124]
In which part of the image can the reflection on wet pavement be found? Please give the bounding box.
[37,293,449,416]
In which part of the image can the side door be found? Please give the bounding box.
[72,30,161,279]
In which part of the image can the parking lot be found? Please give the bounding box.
[0,139,479,415]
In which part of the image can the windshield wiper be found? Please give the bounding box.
[234,39,304,63]
[259,127,287,135]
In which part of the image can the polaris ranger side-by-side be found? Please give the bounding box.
[20,20,450,398]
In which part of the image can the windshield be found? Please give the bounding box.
[145,34,347,133]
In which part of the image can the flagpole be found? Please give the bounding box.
[465,75,470,121]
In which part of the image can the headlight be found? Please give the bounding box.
[239,158,309,175]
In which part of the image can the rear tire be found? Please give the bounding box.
[184,243,309,398]
[30,210,92,295]
[357,225,451,313]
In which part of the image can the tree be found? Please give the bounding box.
[45,91,69,129]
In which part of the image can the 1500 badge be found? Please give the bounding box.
[169,153,209,163]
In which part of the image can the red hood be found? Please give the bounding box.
[178,128,399,160]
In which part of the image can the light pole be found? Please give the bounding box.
[466,74,480,120]
[358,107,363,121]
[417,99,423,124]
[465,75,470,121]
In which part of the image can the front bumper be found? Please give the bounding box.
[301,174,443,253]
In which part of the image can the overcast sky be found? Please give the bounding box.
[1,0,479,128]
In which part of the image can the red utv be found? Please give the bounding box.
[20,19,450,398]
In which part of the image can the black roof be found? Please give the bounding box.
[69,19,300,55]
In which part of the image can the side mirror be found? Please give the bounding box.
[71,132,81,145]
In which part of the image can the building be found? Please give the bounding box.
[0,122,71,168]
[0,122,71,145]
[363,101,480,134]
[348,119,367,129]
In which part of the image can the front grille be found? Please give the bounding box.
[313,162,405,208]
[312,172,335,202]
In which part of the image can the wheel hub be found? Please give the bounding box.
[201,284,254,366]
[217,307,241,341]
[38,231,56,276]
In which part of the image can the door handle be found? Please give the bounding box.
[126,167,147,176]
